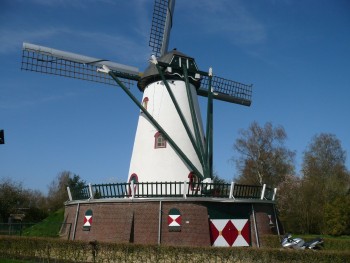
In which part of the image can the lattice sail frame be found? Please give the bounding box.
[21,43,140,88]
[199,75,252,106]
[149,0,175,58]
[21,43,252,106]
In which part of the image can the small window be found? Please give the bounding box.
[154,131,166,149]
[142,97,149,110]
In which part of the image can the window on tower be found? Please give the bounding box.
[142,97,149,110]
[188,172,200,191]
[154,131,167,149]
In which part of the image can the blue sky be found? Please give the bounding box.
[1,0,349,194]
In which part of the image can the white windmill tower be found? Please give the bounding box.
[127,50,206,186]
[21,0,252,191]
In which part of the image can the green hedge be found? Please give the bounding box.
[1,236,349,263]
[260,234,350,251]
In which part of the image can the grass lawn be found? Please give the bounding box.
[22,208,64,237]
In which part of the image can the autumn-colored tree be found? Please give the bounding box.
[0,178,25,222]
[47,171,86,211]
[300,133,350,234]
[233,122,295,188]
[323,195,350,235]
[0,178,48,223]
[276,174,303,233]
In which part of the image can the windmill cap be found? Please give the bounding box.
[137,49,200,91]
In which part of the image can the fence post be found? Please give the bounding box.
[229,182,235,199]
[67,186,73,201]
[183,181,187,199]
[272,188,277,201]
[88,183,94,199]
[131,181,135,199]
[260,184,266,200]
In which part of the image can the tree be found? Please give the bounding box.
[323,195,350,235]
[47,171,86,212]
[300,133,350,234]
[22,189,49,222]
[0,178,25,222]
[276,174,304,233]
[0,178,48,223]
[233,121,295,187]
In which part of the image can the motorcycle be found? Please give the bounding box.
[281,233,324,250]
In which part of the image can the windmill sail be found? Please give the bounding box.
[21,42,141,87]
[198,75,252,106]
[149,0,176,58]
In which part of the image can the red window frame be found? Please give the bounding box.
[154,131,167,149]
[142,97,149,110]
[188,172,200,191]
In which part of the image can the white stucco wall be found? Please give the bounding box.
[127,79,205,184]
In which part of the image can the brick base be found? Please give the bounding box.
[62,199,277,247]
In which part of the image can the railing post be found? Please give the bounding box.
[67,186,72,201]
[131,181,135,198]
[183,181,187,199]
[229,182,235,199]
[272,188,277,201]
[260,184,266,200]
[88,183,94,199]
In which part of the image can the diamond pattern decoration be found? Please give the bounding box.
[84,215,92,227]
[83,209,93,230]
[168,208,181,232]
[168,214,181,227]
[210,219,250,247]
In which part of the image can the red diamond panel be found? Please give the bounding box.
[221,220,238,246]
[209,221,219,244]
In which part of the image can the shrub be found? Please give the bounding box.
[0,236,349,263]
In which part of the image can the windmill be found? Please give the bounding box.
[21,0,252,188]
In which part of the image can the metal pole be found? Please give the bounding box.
[72,203,80,240]
[131,181,135,199]
[251,204,260,247]
[88,183,94,199]
[183,181,187,199]
[273,204,281,240]
[67,186,73,201]
[155,63,205,170]
[260,184,266,200]
[181,64,207,176]
[205,68,214,179]
[158,201,162,245]
[272,188,277,201]
[229,182,235,199]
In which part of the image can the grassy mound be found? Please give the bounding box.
[22,209,64,237]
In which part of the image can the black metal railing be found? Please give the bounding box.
[68,182,276,202]
[233,184,262,199]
